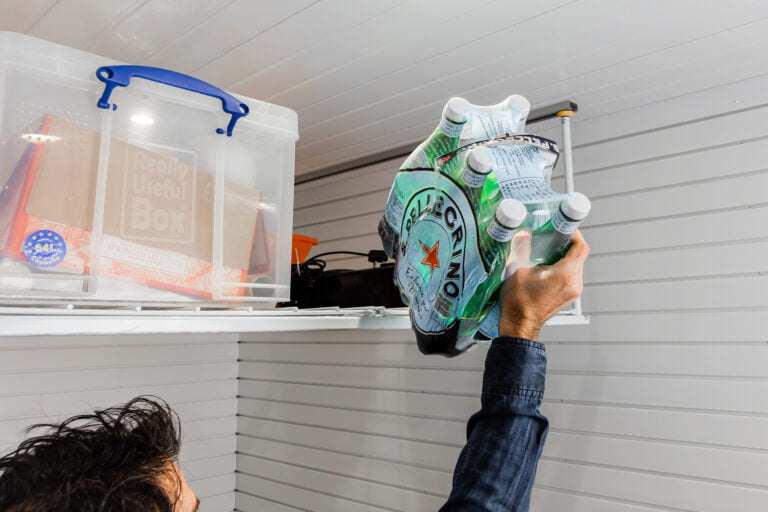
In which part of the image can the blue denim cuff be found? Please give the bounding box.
[482,337,547,400]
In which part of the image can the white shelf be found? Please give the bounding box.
[0,306,588,337]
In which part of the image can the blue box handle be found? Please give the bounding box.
[95,65,249,136]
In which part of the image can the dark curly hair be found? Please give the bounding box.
[0,396,182,512]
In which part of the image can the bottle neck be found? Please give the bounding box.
[487,215,517,243]
[438,116,466,138]
[551,205,583,235]
[460,162,489,188]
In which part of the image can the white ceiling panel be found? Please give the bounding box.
[88,0,233,62]
[233,0,501,104]
[292,0,768,166]
[3,0,768,176]
[194,1,402,90]
[28,0,144,49]
[266,0,570,115]
[144,0,317,73]
[0,0,56,33]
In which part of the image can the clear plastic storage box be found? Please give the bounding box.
[0,32,298,306]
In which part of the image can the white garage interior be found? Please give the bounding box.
[1,1,767,510]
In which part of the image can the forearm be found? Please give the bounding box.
[439,337,549,512]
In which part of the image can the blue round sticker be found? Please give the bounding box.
[22,230,67,268]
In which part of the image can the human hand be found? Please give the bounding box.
[498,230,590,341]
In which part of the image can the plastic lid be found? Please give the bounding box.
[496,199,527,229]
[468,146,493,175]
[443,97,470,123]
[561,192,591,221]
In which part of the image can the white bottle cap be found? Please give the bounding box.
[443,97,469,124]
[561,192,591,221]
[496,199,527,229]
[467,146,493,175]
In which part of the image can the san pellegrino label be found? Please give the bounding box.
[395,172,484,336]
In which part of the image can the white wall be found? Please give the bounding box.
[236,74,768,510]
[0,333,237,512]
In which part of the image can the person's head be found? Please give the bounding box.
[0,396,199,512]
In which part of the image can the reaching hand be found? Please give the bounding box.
[498,230,590,341]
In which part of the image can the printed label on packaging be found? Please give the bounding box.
[384,176,406,230]
[395,175,484,335]
[100,235,187,274]
[551,208,580,235]
[470,110,522,140]
[22,230,66,267]
[460,167,487,188]
[121,140,197,244]
[487,219,515,242]
[488,144,564,203]
[439,117,465,138]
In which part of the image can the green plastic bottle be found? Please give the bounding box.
[462,198,527,319]
[460,146,493,186]
[401,97,469,170]
[530,192,591,265]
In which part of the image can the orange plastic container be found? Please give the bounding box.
[291,235,318,264]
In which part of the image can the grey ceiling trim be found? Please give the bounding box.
[296,100,577,185]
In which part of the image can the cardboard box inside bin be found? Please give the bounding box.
[0,115,270,298]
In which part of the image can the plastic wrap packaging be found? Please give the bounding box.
[378,96,591,356]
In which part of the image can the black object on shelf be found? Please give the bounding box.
[279,250,405,308]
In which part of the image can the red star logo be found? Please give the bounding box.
[419,240,440,276]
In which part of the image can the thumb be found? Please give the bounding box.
[503,230,533,280]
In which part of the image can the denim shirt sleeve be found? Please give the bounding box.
[438,337,549,512]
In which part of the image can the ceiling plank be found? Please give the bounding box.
[143,0,317,73]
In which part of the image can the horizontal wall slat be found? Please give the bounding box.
[535,459,768,512]
[200,492,235,512]
[0,380,236,420]
[545,374,768,414]
[239,361,482,394]
[0,343,238,372]
[0,362,237,396]
[241,361,768,414]
[192,473,236,501]
[582,275,768,313]
[236,434,451,496]
[182,453,236,482]
[235,472,392,512]
[237,453,445,511]
[240,341,768,377]
[235,490,303,512]
[237,418,461,471]
[1,413,236,447]
[238,379,478,418]
[530,486,663,512]
[582,205,768,256]
[239,406,768,488]
[544,432,768,488]
[238,397,465,446]
[238,379,768,450]
[541,309,768,343]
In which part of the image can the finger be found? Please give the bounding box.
[561,230,590,265]
[510,230,532,263]
[502,231,532,280]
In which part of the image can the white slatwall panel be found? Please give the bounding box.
[239,77,768,510]
[0,333,237,512]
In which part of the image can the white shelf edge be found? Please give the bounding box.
[0,306,587,336]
